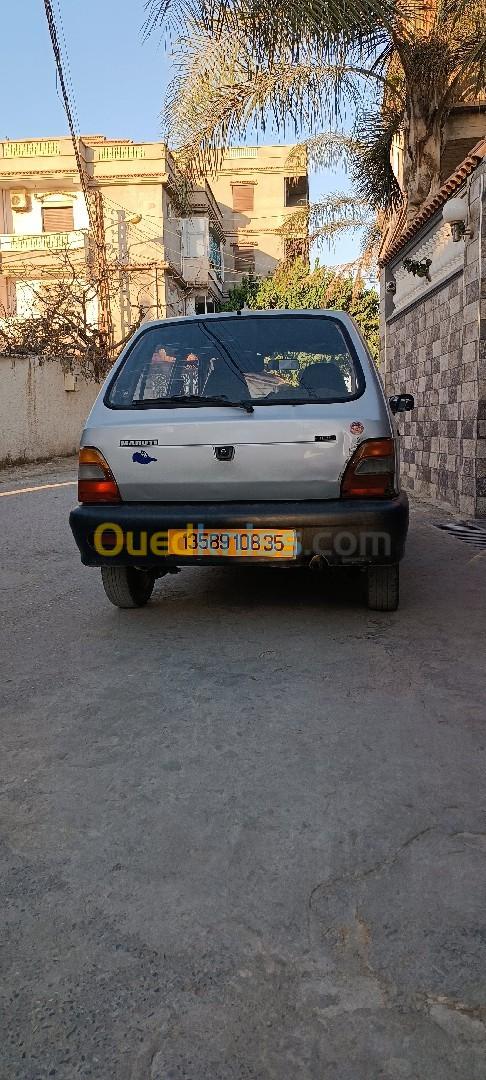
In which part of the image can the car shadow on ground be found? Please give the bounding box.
[149,564,368,613]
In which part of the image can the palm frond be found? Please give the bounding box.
[312,202,377,274]
[145,0,395,59]
[278,194,373,237]
[357,217,382,273]
[164,29,379,172]
[287,132,363,173]
[310,193,373,229]
[351,105,404,210]
[150,0,486,227]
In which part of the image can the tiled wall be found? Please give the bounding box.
[381,163,486,517]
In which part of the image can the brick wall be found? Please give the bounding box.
[381,161,486,517]
[480,190,486,513]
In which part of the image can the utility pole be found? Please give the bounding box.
[91,191,114,353]
[43,0,114,356]
[116,211,132,338]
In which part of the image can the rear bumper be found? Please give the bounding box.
[69,493,409,568]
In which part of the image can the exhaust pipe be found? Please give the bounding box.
[309,554,328,571]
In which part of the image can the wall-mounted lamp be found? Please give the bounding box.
[105,214,142,231]
[442,197,472,242]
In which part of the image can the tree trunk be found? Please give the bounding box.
[402,89,445,222]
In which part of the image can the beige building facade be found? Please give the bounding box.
[0,136,226,337]
[0,138,308,335]
[209,145,309,288]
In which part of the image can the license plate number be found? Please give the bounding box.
[167,528,297,558]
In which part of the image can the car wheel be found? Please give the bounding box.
[366,564,399,612]
[100,566,156,608]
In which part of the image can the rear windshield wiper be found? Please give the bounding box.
[132,394,254,413]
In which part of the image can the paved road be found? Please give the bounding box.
[1,458,486,1080]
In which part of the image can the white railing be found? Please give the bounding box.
[94,144,147,162]
[0,231,86,253]
[392,219,464,314]
[1,139,61,159]
[225,147,258,159]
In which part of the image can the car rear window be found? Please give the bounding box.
[106,314,364,408]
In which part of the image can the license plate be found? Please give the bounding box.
[167,528,297,558]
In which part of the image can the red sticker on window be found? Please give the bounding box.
[350,421,364,435]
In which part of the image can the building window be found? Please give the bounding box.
[233,246,256,274]
[42,205,75,233]
[284,176,309,208]
[195,295,217,314]
[232,185,254,212]
[209,232,222,276]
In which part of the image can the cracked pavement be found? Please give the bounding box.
[1,458,486,1079]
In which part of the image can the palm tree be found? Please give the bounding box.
[145,0,486,225]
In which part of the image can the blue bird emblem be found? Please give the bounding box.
[132,450,157,464]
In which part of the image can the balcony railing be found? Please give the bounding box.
[0,230,86,254]
[225,147,258,159]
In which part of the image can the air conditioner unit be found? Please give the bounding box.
[11,190,31,213]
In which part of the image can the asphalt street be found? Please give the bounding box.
[1,457,486,1079]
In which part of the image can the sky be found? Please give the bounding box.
[2,0,360,266]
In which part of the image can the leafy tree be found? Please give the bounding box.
[223,257,379,362]
[0,248,144,382]
[221,272,260,311]
[146,0,486,230]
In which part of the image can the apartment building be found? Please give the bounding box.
[0,138,308,334]
[209,145,309,288]
[0,136,226,338]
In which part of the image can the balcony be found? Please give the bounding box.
[185,184,225,242]
[181,255,224,295]
[0,138,79,185]
[180,215,224,293]
[0,139,183,205]
[182,254,210,287]
[0,230,87,274]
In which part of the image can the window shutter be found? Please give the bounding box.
[42,206,75,233]
[234,247,255,273]
[232,185,254,212]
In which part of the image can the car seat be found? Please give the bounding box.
[299,361,347,396]
[203,362,250,400]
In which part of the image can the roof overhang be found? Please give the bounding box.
[379,138,486,267]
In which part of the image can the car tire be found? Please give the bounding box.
[366,564,399,612]
[100,566,156,608]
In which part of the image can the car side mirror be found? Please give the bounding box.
[389,393,414,415]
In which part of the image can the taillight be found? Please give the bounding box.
[78,446,121,504]
[341,438,396,498]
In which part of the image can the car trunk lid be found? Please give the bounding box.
[84,404,383,502]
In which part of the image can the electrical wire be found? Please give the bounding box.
[42,0,94,230]
[53,0,81,138]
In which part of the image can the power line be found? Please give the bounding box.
[100,192,180,258]
[43,0,114,349]
[53,0,81,138]
[42,0,91,222]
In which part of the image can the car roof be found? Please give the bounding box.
[113,309,364,368]
[138,309,352,331]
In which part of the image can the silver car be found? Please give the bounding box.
[70,310,413,610]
